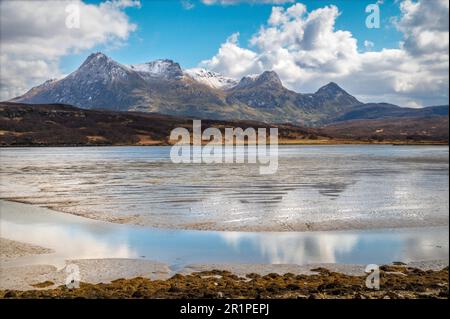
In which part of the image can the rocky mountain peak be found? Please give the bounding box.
[255,71,282,87]
[71,51,132,83]
[80,52,112,67]
[316,82,347,95]
[236,71,283,89]
[313,82,361,107]
[235,75,257,88]
[129,59,183,80]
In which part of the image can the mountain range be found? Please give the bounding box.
[10,52,449,126]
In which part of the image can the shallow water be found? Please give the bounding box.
[1,200,448,268]
[0,145,448,231]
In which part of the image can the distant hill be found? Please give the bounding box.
[332,103,449,123]
[0,102,321,146]
[321,116,449,142]
[1,102,447,146]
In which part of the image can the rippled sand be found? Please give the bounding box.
[0,145,448,231]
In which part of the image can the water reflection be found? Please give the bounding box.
[1,201,448,267]
[1,220,137,266]
[220,232,359,264]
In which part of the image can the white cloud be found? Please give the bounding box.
[202,0,295,5]
[0,0,140,100]
[395,0,449,56]
[113,0,141,9]
[202,0,449,107]
[201,33,264,78]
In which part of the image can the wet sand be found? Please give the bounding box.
[0,238,54,261]
[0,257,170,291]
[1,145,448,232]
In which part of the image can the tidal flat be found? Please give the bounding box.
[0,145,448,231]
[0,200,448,297]
[0,145,448,298]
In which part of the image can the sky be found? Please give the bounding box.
[0,0,448,107]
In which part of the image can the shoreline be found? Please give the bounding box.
[0,140,448,147]
[1,250,448,298]
[0,237,448,294]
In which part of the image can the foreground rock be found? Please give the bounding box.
[1,266,447,299]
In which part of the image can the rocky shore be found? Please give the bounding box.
[0,237,448,299]
[1,265,448,299]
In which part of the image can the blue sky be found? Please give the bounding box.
[62,0,403,73]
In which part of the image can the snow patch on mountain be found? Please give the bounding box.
[130,60,170,74]
[129,59,183,80]
[184,68,238,89]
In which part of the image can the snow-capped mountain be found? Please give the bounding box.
[11,52,363,125]
[129,59,184,80]
[184,68,238,89]
[70,52,135,82]
[12,52,148,110]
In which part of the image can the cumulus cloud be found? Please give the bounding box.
[395,0,449,56]
[0,0,140,100]
[201,33,263,78]
[202,0,449,107]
